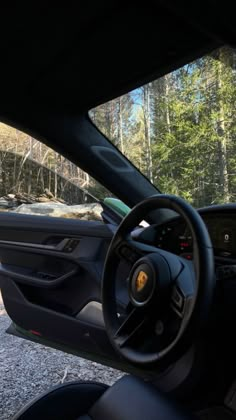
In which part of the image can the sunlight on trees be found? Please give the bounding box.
[0,124,111,202]
[90,46,236,207]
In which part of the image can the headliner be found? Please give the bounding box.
[0,2,232,117]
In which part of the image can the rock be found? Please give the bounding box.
[44,188,54,199]
[15,193,35,204]
[0,197,19,209]
[12,202,103,221]
[35,196,52,203]
[56,197,66,204]
[0,198,10,209]
[1,192,67,209]
[13,203,58,215]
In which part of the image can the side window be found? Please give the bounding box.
[0,123,111,221]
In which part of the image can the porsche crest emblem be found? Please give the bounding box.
[136,271,148,292]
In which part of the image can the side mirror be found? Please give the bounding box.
[103,198,130,218]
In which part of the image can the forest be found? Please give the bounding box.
[0,123,108,203]
[1,46,236,208]
[90,46,236,207]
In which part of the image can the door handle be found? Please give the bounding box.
[0,238,79,253]
[0,263,78,288]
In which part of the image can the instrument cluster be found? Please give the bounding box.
[138,208,236,261]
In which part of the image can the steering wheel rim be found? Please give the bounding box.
[102,194,215,366]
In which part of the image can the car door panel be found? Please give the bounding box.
[0,212,121,365]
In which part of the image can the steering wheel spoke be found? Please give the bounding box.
[171,285,185,318]
[126,238,161,255]
[176,261,195,298]
[116,237,159,264]
[114,306,148,348]
[170,261,195,320]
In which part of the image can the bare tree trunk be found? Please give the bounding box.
[1,155,7,195]
[13,130,18,189]
[59,154,63,197]
[54,152,58,198]
[118,97,124,153]
[39,141,42,162]
[110,100,115,139]
[28,136,33,194]
[48,160,51,191]
[143,85,153,182]
[217,50,229,202]
[85,172,90,188]
[164,75,171,134]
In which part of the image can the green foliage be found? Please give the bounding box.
[90,46,236,207]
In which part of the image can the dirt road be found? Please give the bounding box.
[0,292,122,419]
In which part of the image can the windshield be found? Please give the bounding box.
[89,46,236,208]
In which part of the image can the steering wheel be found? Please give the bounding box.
[102,195,215,366]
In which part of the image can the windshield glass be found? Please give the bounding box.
[89,46,236,208]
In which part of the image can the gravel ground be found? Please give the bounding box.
[0,292,123,420]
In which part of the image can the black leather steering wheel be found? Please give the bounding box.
[102,195,215,366]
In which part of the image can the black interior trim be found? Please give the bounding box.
[0,237,78,252]
[89,375,195,420]
[12,381,108,420]
[0,264,78,288]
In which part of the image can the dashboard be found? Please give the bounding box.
[137,204,236,262]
